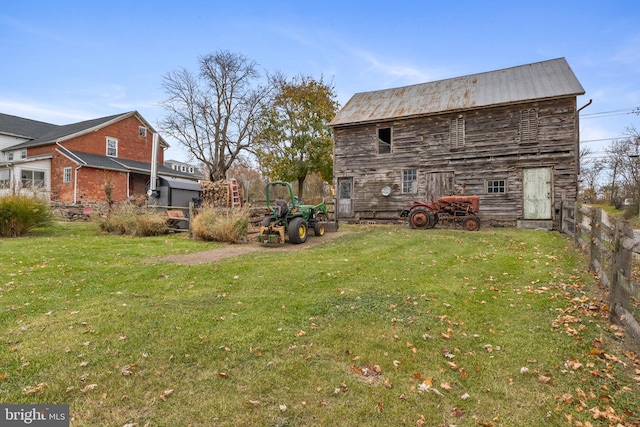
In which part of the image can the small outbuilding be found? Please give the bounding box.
[329,57,586,229]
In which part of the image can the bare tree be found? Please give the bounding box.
[579,147,604,202]
[602,126,640,209]
[160,51,272,181]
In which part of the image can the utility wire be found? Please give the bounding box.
[581,107,639,118]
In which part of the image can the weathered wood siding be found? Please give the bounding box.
[333,97,579,228]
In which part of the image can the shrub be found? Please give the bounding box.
[192,208,249,243]
[134,213,169,236]
[99,202,167,236]
[0,194,53,237]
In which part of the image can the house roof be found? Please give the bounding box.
[57,147,199,180]
[0,113,57,139]
[329,58,585,127]
[0,111,169,149]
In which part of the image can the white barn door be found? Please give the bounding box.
[523,167,552,219]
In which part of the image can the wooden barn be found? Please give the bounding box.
[329,57,586,229]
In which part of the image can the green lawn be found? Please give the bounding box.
[1,222,638,426]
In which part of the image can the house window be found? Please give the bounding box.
[402,169,417,194]
[189,167,194,173]
[139,127,147,137]
[520,109,538,143]
[7,152,13,161]
[21,169,45,188]
[0,169,10,188]
[63,167,72,183]
[487,179,506,194]
[378,127,391,154]
[180,165,186,172]
[106,137,118,157]
[449,117,465,149]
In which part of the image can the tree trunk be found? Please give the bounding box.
[297,175,306,200]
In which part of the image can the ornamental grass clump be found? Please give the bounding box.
[0,194,53,237]
[99,202,167,236]
[192,207,249,243]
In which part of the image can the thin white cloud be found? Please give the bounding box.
[0,99,92,123]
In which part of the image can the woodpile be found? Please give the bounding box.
[200,180,230,207]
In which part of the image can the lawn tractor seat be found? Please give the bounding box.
[275,199,289,218]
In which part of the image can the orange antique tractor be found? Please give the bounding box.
[400,196,481,231]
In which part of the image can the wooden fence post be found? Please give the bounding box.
[609,221,631,318]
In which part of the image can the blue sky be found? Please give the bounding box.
[1,1,639,162]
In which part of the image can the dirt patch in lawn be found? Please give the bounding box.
[154,230,349,265]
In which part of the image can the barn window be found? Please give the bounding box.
[378,127,391,154]
[106,137,118,157]
[63,167,72,183]
[402,169,417,194]
[449,117,465,150]
[487,179,506,194]
[520,109,538,143]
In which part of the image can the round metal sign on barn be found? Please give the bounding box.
[381,186,391,196]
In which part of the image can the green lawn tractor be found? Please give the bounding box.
[257,181,331,244]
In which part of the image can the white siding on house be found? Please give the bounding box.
[0,158,52,199]
[0,134,29,163]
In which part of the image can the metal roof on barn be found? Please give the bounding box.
[329,58,585,127]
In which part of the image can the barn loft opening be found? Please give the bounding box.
[378,127,391,154]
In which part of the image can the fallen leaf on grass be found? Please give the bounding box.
[121,364,136,376]
[247,400,260,406]
[23,383,47,394]
[160,389,174,401]
[81,384,98,393]
[538,375,552,384]
[451,407,465,418]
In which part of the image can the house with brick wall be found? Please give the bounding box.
[0,111,199,204]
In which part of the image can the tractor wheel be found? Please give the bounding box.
[409,207,436,229]
[313,213,327,236]
[314,222,325,236]
[462,216,481,231]
[288,217,308,244]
